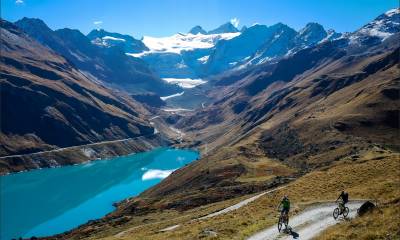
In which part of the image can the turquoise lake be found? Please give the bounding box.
[0,148,199,240]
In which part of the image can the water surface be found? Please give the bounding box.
[0,147,198,239]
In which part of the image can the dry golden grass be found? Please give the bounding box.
[75,192,258,240]
[237,156,296,183]
[317,203,400,240]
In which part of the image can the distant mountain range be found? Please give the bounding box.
[11,10,398,89]
[0,8,398,171]
[123,10,399,79]
[14,18,180,95]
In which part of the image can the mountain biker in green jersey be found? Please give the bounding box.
[278,195,290,216]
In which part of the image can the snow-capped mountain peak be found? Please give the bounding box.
[385,8,399,17]
[297,22,327,44]
[208,22,239,34]
[129,32,240,56]
[319,29,342,43]
[350,8,399,44]
[87,29,148,53]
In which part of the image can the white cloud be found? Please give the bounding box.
[93,21,103,25]
[230,17,240,28]
[15,0,24,4]
[141,169,175,180]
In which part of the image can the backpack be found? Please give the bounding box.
[342,192,349,203]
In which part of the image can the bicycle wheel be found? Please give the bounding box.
[284,216,289,226]
[333,207,340,219]
[343,207,350,217]
[278,216,283,232]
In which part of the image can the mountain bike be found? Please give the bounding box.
[277,209,289,232]
[333,200,349,219]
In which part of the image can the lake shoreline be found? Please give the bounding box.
[1,148,199,239]
[0,134,173,175]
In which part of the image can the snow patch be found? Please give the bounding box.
[162,78,207,88]
[358,27,392,39]
[126,52,147,58]
[175,62,187,69]
[385,8,399,17]
[162,108,193,112]
[197,55,210,63]
[102,36,126,42]
[132,32,240,56]
[160,91,185,101]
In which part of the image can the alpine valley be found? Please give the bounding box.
[0,7,399,240]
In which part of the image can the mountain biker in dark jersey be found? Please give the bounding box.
[337,191,349,212]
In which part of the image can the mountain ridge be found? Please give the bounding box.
[130,8,398,78]
[15,17,180,95]
[87,28,149,53]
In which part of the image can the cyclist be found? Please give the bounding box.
[336,190,349,213]
[278,195,291,219]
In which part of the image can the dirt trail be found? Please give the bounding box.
[157,186,287,233]
[247,201,363,240]
[0,137,148,159]
[199,186,286,220]
[117,187,286,237]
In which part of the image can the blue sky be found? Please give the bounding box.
[2,0,398,38]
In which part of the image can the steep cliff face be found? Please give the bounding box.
[0,20,157,160]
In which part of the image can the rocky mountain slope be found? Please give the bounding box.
[14,18,179,95]
[108,8,399,217]
[0,20,162,169]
